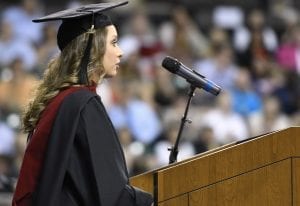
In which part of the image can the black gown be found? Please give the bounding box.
[31,88,153,206]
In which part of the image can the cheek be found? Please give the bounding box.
[104,48,115,63]
[103,51,115,71]
[103,50,111,67]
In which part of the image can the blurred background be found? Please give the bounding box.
[0,0,300,204]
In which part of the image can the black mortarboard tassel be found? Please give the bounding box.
[33,1,128,84]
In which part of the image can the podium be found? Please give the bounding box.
[130,127,300,206]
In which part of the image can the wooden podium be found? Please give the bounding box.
[130,127,300,206]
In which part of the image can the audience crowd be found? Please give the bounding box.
[0,0,300,202]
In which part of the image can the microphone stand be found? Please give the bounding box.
[168,85,196,164]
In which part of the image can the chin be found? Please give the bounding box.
[104,67,118,78]
[104,72,117,78]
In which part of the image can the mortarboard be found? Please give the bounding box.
[33,1,128,84]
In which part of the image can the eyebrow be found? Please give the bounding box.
[111,36,118,42]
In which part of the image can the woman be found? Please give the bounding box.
[12,1,153,206]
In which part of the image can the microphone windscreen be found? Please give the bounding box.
[161,56,180,73]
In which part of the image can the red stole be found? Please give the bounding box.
[12,85,96,206]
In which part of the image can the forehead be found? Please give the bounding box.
[106,25,118,37]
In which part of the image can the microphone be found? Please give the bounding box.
[162,56,221,95]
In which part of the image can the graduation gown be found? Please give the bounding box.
[13,86,153,206]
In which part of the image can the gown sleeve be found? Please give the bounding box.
[76,96,153,206]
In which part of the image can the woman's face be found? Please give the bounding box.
[102,25,123,78]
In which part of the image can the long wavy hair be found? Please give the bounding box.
[23,27,108,133]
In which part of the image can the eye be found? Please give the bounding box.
[112,38,118,46]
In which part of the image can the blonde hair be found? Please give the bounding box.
[23,27,108,133]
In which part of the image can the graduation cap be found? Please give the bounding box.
[33,1,128,84]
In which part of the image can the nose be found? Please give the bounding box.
[117,45,123,58]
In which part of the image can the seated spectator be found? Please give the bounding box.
[200,92,249,145]
[209,26,230,51]
[231,68,262,117]
[276,23,300,74]
[119,10,163,80]
[158,5,209,62]
[212,5,244,30]
[0,20,37,71]
[0,58,38,115]
[193,126,219,154]
[248,95,291,136]
[153,66,177,108]
[36,23,60,76]
[0,155,15,192]
[270,68,299,115]
[109,80,162,145]
[194,43,239,92]
[126,96,162,145]
[2,0,43,44]
[0,122,15,156]
[233,8,278,67]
